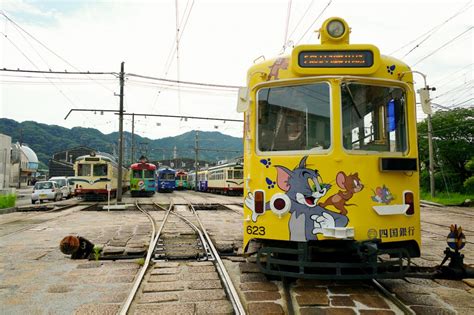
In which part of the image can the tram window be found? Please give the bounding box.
[144,170,154,178]
[341,83,407,152]
[93,164,108,176]
[160,173,175,180]
[257,83,330,152]
[234,170,243,179]
[78,164,91,176]
[132,170,142,178]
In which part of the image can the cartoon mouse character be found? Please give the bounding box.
[245,156,348,241]
[318,171,364,216]
[267,57,289,81]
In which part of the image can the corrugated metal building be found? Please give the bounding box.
[48,146,96,177]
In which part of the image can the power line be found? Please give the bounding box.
[126,73,241,89]
[0,67,240,90]
[127,78,238,92]
[433,80,473,99]
[282,0,292,51]
[0,11,115,93]
[0,73,117,80]
[1,31,79,107]
[393,2,472,57]
[451,97,473,108]
[287,0,315,42]
[295,0,332,45]
[412,27,473,66]
[0,68,116,75]
[162,0,195,77]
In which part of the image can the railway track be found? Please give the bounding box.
[372,279,415,314]
[0,202,95,239]
[119,201,245,315]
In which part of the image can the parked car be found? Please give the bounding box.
[31,181,62,204]
[67,177,79,197]
[49,176,73,199]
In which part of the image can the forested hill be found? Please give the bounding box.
[0,118,243,167]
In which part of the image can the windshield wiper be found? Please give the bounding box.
[342,83,362,119]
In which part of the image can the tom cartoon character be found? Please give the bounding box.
[371,185,394,204]
[245,156,348,241]
[318,171,364,216]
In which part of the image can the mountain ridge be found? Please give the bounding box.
[0,118,243,167]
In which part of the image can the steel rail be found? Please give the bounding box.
[169,208,213,260]
[189,203,246,315]
[372,279,415,315]
[119,202,173,315]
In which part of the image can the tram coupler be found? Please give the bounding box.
[435,247,474,279]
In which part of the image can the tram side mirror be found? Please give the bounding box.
[237,87,250,113]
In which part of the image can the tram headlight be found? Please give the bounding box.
[327,19,345,38]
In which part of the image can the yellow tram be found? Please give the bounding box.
[73,152,129,200]
[238,17,420,279]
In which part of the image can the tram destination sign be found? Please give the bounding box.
[298,50,374,68]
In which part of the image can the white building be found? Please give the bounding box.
[0,134,12,190]
[10,143,39,188]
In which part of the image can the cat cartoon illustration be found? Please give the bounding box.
[371,185,394,204]
[245,156,348,241]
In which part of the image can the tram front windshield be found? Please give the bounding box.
[341,83,407,153]
[257,81,407,154]
[257,83,331,152]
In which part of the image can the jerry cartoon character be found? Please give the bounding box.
[318,171,364,216]
[267,58,289,81]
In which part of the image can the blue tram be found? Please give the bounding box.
[156,166,176,193]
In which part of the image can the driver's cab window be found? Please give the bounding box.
[257,83,331,152]
[341,83,407,152]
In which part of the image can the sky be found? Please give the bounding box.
[0,0,472,141]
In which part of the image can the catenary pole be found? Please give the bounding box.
[400,70,436,198]
[195,131,199,191]
[131,113,135,164]
[117,62,125,202]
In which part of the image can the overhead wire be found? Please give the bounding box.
[433,80,473,99]
[396,2,472,58]
[432,63,473,86]
[295,0,332,45]
[281,0,292,52]
[412,27,473,66]
[0,11,116,93]
[1,30,79,107]
[127,73,241,89]
[154,0,195,112]
[286,0,315,43]
[162,0,195,78]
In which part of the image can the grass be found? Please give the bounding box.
[0,194,16,209]
[420,191,473,206]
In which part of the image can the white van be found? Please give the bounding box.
[49,177,73,199]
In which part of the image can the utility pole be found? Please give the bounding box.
[117,62,125,202]
[17,128,22,188]
[416,75,436,198]
[131,113,135,163]
[401,70,436,198]
[195,130,199,191]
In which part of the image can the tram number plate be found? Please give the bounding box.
[246,226,266,236]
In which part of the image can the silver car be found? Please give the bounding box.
[49,176,72,199]
[31,181,63,204]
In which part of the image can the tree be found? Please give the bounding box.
[417,108,474,193]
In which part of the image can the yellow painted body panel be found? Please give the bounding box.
[241,25,420,253]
